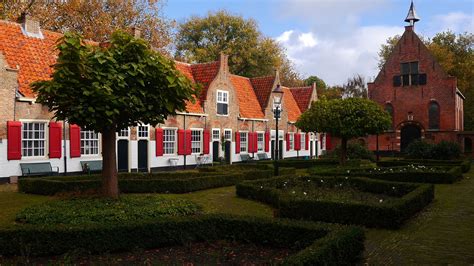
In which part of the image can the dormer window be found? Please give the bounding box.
[394,61,426,87]
[217,90,228,115]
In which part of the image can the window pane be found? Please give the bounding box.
[401,63,410,74]
[410,62,418,74]
[429,102,440,129]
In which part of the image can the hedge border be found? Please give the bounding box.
[0,214,365,265]
[308,165,463,184]
[237,176,434,229]
[18,168,296,195]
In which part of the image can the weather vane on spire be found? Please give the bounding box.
[405,0,420,26]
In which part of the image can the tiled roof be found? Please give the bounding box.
[230,75,265,119]
[0,20,61,97]
[250,75,275,111]
[290,86,313,112]
[174,62,202,113]
[282,87,302,123]
[191,61,220,103]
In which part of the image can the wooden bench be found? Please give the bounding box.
[80,160,103,175]
[257,153,270,160]
[20,162,59,177]
[240,154,254,163]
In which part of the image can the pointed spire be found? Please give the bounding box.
[405,0,420,26]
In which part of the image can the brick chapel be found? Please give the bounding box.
[366,1,466,153]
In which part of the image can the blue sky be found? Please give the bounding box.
[165,0,473,85]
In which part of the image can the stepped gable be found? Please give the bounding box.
[0,20,61,98]
[230,75,265,119]
[282,86,302,123]
[250,75,276,111]
[290,86,313,112]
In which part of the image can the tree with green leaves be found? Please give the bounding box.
[32,31,196,198]
[378,31,474,130]
[342,74,368,98]
[296,98,391,164]
[174,10,300,84]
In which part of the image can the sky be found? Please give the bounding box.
[164,0,473,86]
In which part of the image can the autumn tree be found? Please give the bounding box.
[32,31,196,198]
[175,10,300,84]
[342,74,368,98]
[296,98,391,164]
[0,0,173,51]
[378,31,474,129]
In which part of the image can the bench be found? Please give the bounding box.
[240,154,254,163]
[257,153,270,160]
[80,160,103,175]
[20,162,59,177]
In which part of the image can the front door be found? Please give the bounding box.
[117,139,129,172]
[213,141,220,162]
[400,125,422,152]
[224,141,231,164]
[138,140,148,172]
[279,140,284,159]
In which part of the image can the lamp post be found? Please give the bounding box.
[272,84,283,176]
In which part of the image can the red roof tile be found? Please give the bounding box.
[230,75,265,119]
[290,86,313,112]
[250,75,275,111]
[191,61,220,103]
[282,87,302,122]
[174,61,203,113]
[0,20,61,97]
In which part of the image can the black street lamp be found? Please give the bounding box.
[272,84,283,176]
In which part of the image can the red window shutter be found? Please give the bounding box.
[177,129,185,155]
[155,128,163,156]
[203,130,210,154]
[49,122,62,158]
[326,133,332,150]
[295,134,301,151]
[185,129,192,155]
[286,133,290,151]
[235,131,240,154]
[253,132,258,153]
[7,121,22,160]
[70,124,81,158]
[264,131,270,152]
[305,133,310,150]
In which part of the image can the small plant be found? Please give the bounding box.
[406,140,461,160]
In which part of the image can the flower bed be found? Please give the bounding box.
[308,165,463,184]
[18,166,295,195]
[0,214,364,265]
[236,176,434,228]
[256,158,359,169]
[376,159,471,173]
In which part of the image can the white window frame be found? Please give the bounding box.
[212,128,220,141]
[289,133,294,151]
[224,129,232,141]
[300,133,306,151]
[240,131,248,153]
[117,128,130,139]
[191,128,203,154]
[216,90,229,116]
[20,120,48,159]
[163,127,177,156]
[137,125,149,139]
[257,131,264,152]
[81,130,100,156]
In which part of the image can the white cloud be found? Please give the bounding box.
[433,12,473,33]
[276,26,403,86]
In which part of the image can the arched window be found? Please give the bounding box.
[429,102,440,130]
[385,104,394,130]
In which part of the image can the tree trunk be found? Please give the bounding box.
[340,138,347,165]
[101,127,119,199]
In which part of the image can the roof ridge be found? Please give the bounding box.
[0,18,63,37]
[249,75,275,80]
[230,74,251,80]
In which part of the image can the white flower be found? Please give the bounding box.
[345,176,349,180]
[392,187,396,190]
[347,170,351,173]
[292,191,296,194]
[303,192,307,195]
[379,199,383,203]
[320,180,324,183]
[260,186,263,189]
[307,179,311,182]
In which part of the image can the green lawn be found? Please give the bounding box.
[1,164,473,264]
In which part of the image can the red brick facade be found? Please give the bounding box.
[367,25,465,152]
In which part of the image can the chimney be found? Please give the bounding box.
[19,13,43,38]
[219,52,229,74]
[132,27,141,38]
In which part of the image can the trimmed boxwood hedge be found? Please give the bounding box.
[376,159,471,173]
[257,158,361,169]
[236,176,434,229]
[18,167,296,195]
[0,214,365,265]
[308,165,463,184]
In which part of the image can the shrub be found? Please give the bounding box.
[0,214,365,265]
[237,176,434,229]
[406,140,462,160]
[258,158,352,169]
[324,143,375,161]
[377,159,470,173]
[16,195,201,226]
[18,168,281,195]
[309,165,463,184]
